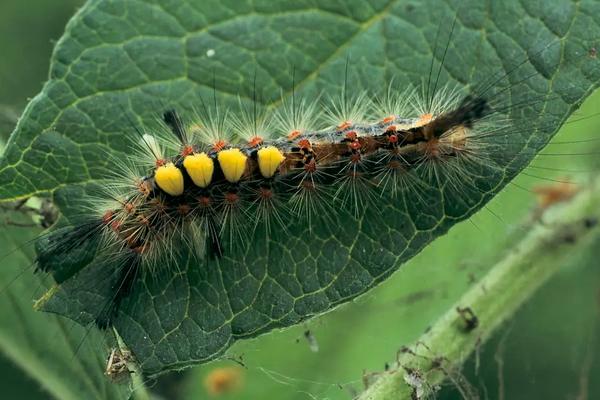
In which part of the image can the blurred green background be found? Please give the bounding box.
[1,1,599,399]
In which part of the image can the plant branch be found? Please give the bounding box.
[359,179,600,400]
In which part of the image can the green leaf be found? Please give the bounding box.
[0,209,129,400]
[2,0,599,378]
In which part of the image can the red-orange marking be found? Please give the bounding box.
[124,202,135,214]
[110,220,121,233]
[298,139,311,150]
[349,141,361,150]
[304,159,317,173]
[102,210,114,225]
[155,159,167,168]
[382,115,395,124]
[388,134,398,143]
[181,145,194,157]
[418,113,433,125]
[385,125,397,133]
[212,139,227,152]
[224,192,240,205]
[287,130,302,140]
[337,120,352,131]
[345,130,358,141]
[248,136,264,147]
[198,196,211,208]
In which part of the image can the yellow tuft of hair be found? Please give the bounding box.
[257,146,285,178]
[155,162,184,196]
[183,152,214,188]
[217,148,248,183]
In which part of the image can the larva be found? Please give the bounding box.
[34,82,495,321]
[3,4,599,382]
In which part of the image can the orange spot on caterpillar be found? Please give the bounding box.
[102,210,114,225]
[385,125,397,133]
[224,192,240,205]
[204,367,244,396]
[124,202,135,214]
[197,196,212,208]
[419,113,433,125]
[345,130,358,141]
[110,220,121,233]
[247,136,263,147]
[304,159,317,173]
[212,139,227,152]
[155,159,167,168]
[287,129,302,140]
[298,139,311,150]
[337,120,352,131]
[349,141,361,151]
[388,134,398,144]
[181,145,194,157]
[382,115,396,124]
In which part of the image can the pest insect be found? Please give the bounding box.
[2,2,598,382]
[34,81,493,326]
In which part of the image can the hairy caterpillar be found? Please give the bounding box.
[3,5,599,383]
[35,78,494,324]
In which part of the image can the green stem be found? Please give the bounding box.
[359,180,600,400]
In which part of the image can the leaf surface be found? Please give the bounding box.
[0,210,129,400]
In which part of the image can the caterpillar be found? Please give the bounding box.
[3,5,599,383]
[34,80,495,322]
